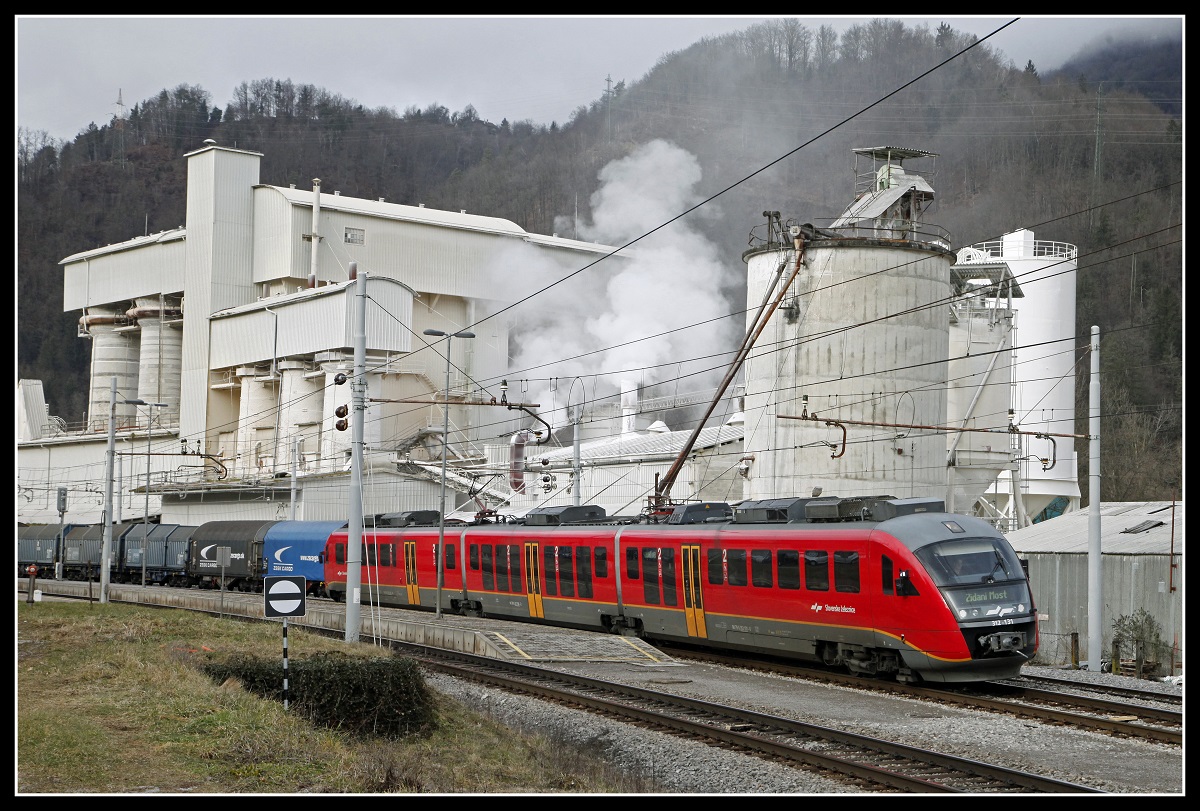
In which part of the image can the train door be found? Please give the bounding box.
[681,544,708,638]
[523,542,544,619]
[403,541,420,605]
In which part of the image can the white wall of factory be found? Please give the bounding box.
[18,141,620,526]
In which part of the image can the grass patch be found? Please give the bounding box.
[17,601,663,794]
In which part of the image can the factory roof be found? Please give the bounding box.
[1005,501,1183,555]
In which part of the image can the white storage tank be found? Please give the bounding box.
[945,266,1020,514]
[82,305,140,431]
[129,296,183,425]
[741,147,955,503]
[742,234,954,501]
[956,229,1080,525]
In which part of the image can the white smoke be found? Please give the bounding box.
[484,140,739,433]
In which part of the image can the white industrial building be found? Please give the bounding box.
[17,140,642,526]
[19,141,1084,532]
[737,147,1078,526]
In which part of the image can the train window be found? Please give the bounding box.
[706,549,723,584]
[508,546,523,591]
[495,543,510,591]
[594,546,608,578]
[558,546,575,598]
[482,545,495,591]
[881,555,894,595]
[726,549,748,587]
[576,546,593,598]
[777,550,800,590]
[642,548,660,604]
[334,543,345,565]
[445,543,456,571]
[751,549,773,588]
[626,547,640,579]
[805,550,829,591]
[469,544,479,570]
[552,544,571,595]
[364,544,376,566]
[543,546,558,596]
[834,551,860,593]
[660,548,677,606]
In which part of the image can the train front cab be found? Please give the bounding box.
[873,512,1038,683]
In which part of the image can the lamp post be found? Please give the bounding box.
[567,377,584,507]
[100,378,118,604]
[423,328,474,619]
[125,399,166,587]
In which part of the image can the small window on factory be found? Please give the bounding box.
[344,227,365,246]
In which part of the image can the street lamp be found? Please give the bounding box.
[125,398,166,587]
[423,327,474,619]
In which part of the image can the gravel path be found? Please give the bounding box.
[427,661,1184,794]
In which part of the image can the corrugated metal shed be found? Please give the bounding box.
[1006,502,1183,555]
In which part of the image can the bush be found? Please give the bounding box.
[203,651,439,738]
[1111,608,1168,674]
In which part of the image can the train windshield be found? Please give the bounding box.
[915,538,1025,588]
[914,538,1032,620]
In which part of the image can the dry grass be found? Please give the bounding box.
[16,601,662,794]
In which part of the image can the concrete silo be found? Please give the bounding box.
[955,229,1081,527]
[945,261,1021,516]
[741,147,955,502]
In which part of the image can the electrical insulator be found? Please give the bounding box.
[335,404,349,431]
[334,372,348,385]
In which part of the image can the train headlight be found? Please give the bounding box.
[958,609,967,619]
[1018,603,1026,612]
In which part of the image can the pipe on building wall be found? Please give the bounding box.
[78,311,131,331]
[309,178,321,288]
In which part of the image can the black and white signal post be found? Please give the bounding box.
[265,576,306,709]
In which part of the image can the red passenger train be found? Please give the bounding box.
[323,495,1039,683]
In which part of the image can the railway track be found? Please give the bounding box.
[657,644,1183,745]
[403,644,1101,793]
[21,580,1114,793]
[1003,673,1183,706]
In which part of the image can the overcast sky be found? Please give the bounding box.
[16,15,1183,145]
